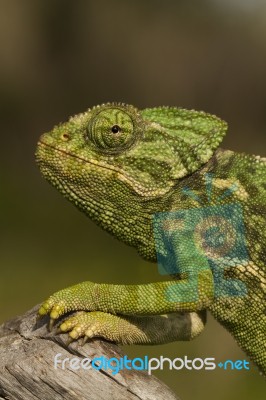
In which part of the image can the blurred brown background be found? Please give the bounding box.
[0,0,265,399]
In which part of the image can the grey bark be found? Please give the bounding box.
[0,306,180,400]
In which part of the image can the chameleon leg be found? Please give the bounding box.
[39,271,214,328]
[59,310,206,345]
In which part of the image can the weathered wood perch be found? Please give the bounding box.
[0,306,180,400]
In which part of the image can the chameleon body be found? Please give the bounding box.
[36,103,266,376]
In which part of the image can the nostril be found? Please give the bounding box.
[62,133,70,141]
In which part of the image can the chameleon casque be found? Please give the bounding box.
[36,103,266,376]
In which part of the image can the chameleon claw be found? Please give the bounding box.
[66,336,74,346]
[49,318,55,331]
[81,336,89,346]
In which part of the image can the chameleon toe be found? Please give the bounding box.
[38,302,52,316]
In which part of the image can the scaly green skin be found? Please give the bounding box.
[36,103,266,376]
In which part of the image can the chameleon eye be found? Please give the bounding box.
[87,107,137,154]
[111,125,121,134]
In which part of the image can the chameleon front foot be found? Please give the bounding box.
[38,281,98,328]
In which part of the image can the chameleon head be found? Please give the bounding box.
[36,103,227,254]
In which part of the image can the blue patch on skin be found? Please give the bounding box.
[153,202,248,302]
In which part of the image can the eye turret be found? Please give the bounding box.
[87,105,143,155]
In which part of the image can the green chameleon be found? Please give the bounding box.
[36,103,266,376]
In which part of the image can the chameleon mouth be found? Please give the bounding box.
[36,139,123,186]
[36,140,170,198]
[36,140,101,169]
[36,140,114,213]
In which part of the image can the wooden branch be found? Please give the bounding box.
[0,306,180,400]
